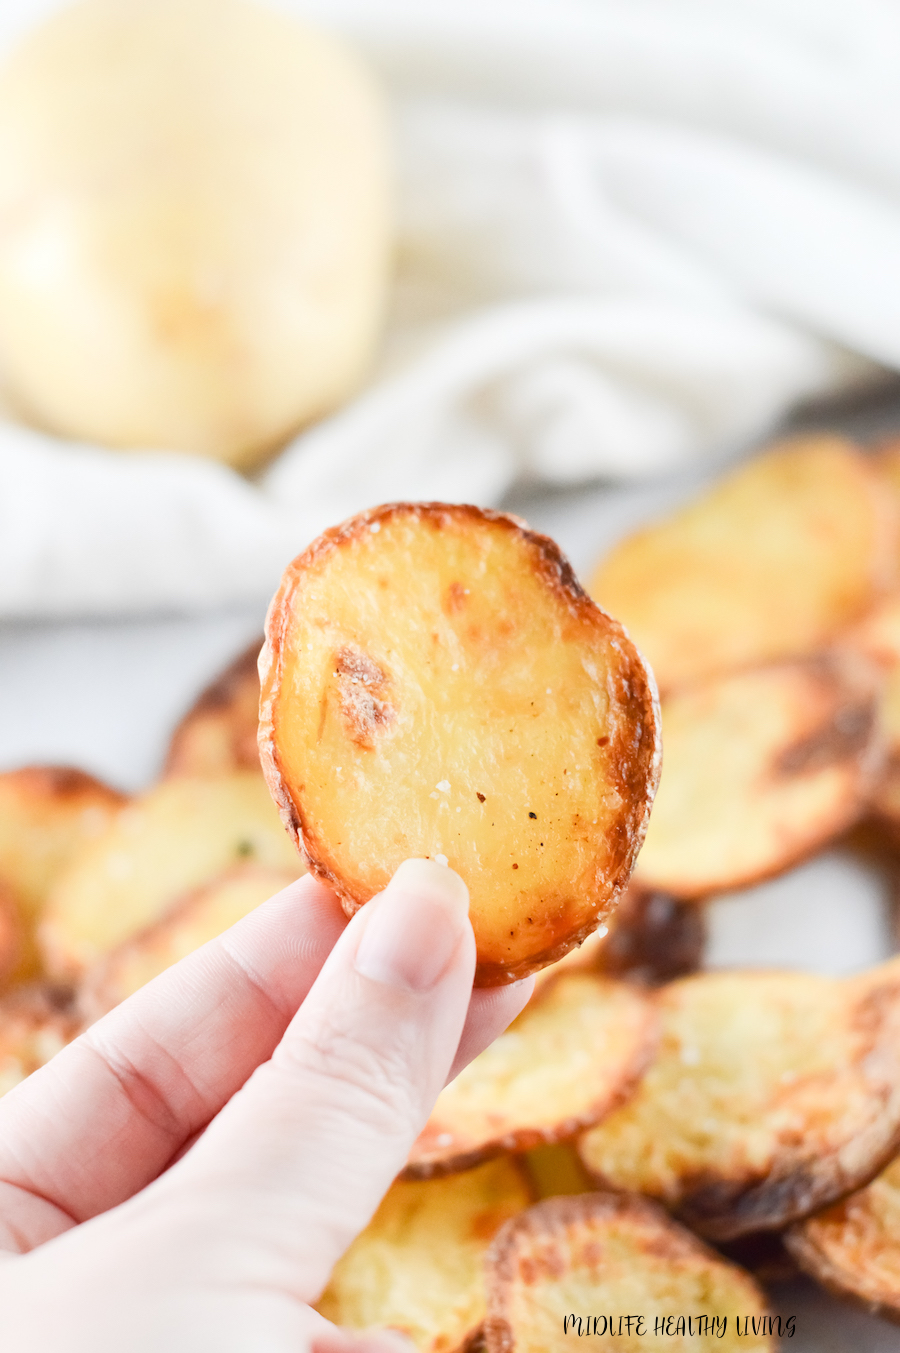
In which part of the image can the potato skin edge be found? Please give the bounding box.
[260,502,661,987]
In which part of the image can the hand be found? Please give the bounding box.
[0,859,532,1352]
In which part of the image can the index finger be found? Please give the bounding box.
[0,874,346,1229]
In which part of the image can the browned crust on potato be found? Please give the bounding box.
[165,639,263,776]
[483,1192,773,1353]
[633,653,884,900]
[783,1158,900,1324]
[580,960,900,1241]
[259,502,661,986]
[404,975,658,1179]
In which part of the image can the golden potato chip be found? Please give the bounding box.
[0,984,79,1098]
[786,1152,900,1320]
[81,863,299,1016]
[260,502,660,986]
[164,639,263,776]
[483,1193,776,1352]
[633,656,882,898]
[0,765,126,977]
[39,772,301,979]
[578,960,900,1239]
[317,1157,532,1353]
[405,973,657,1178]
[844,590,900,833]
[591,436,895,693]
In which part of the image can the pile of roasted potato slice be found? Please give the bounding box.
[7,433,900,1345]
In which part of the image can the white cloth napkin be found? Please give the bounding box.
[2,0,900,617]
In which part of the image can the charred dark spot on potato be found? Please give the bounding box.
[777,699,875,776]
[334,645,396,750]
[477,792,486,803]
[529,811,537,820]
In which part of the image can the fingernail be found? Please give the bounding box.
[354,858,470,993]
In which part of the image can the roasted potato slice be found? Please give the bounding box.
[81,863,299,1017]
[316,1157,532,1353]
[591,436,895,693]
[483,1193,775,1352]
[260,502,660,986]
[0,984,79,1098]
[633,656,882,898]
[786,1152,900,1321]
[164,639,263,776]
[405,972,657,1178]
[0,765,126,977]
[39,772,301,979]
[578,960,900,1239]
[845,590,900,833]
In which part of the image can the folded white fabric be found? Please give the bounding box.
[1,0,899,616]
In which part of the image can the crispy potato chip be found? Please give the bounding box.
[0,765,126,977]
[0,984,79,1098]
[164,639,263,776]
[578,960,900,1239]
[844,590,900,833]
[81,863,299,1016]
[39,772,301,979]
[591,436,895,693]
[260,502,660,986]
[786,1152,900,1321]
[532,885,704,996]
[483,1193,775,1352]
[633,656,882,898]
[405,973,657,1178]
[316,1157,532,1353]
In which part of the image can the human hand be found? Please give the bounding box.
[0,859,533,1351]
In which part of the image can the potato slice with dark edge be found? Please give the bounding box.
[0,984,79,1098]
[80,863,300,1018]
[316,1157,533,1353]
[844,590,900,834]
[633,655,882,898]
[591,435,896,694]
[0,765,126,979]
[483,1193,775,1353]
[786,1153,900,1322]
[39,772,302,980]
[578,959,900,1240]
[260,502,660,986]
[404,973,657,1179]
[164,639,263,776]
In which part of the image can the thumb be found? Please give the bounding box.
[136,858,475,1300]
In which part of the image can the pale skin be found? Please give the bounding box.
[0,858,533,1352]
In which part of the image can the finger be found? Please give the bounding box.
[133,859,475,1301]
[0,874,346,1233]
[447,975,534,1083]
